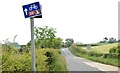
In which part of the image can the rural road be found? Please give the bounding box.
[61,48,119,73]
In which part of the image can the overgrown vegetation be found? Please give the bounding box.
[2,46,67,72]
[109,44,120,54]
[69,44,120,67]
[1,26,68,72]
[32,26,62,49]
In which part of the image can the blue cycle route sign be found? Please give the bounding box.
[22,2,42,18]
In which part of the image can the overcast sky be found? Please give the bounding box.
[0,0,119,45]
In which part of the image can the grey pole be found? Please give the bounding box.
[30,17,36,73]
[0,41,2,51]
[0,41,1,73]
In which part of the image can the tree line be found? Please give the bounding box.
[100,37,119,43]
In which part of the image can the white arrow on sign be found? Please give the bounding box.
[24,8,28,15]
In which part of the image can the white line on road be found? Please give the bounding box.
[84,62,105,71]
[83,61,119,71]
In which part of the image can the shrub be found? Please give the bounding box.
[87,51,103,57]
[109,43,120,54]
[70,45,87,54]
[2,48,67,72]
[2,53,32,71]
[69,44,120,67]
[109,47,117,53]
[44,49,67,71]
[103,53,119,59]
[78,48,87,55]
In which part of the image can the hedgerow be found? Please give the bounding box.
[2,48,67,72]
[109,43,120,54]
[69,44,120,67]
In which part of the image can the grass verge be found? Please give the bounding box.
[69,45,120,67]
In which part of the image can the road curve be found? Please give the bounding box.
[61,48,119,73]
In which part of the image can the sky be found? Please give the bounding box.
[0,0,119,45]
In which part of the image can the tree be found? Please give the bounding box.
[103,37,108,43]
[108,37,116,43]
[34,26,56,48]
[53,38,62,49]
[65,38,74,47]
[61,42,66,47]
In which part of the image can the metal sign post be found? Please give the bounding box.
[0,41,1,73]
[30,17,36,72]
[22,2,42,72]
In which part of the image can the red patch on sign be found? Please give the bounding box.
[29,11,35,16]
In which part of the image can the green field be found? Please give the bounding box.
[70,43,120,67]
[82,43,118,53]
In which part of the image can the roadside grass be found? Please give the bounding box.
[50,54,67,71]
[69,44,120,67]
[47,49,67,71]
[77,54,119,67]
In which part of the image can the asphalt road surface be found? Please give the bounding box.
[61,48,119,73]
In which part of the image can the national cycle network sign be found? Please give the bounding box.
[22,2,42,18]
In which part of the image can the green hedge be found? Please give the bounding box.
[69,45,120,67]
[87,51,103,57]
[103,53,119,59]
[109,43,120,54]
[70,45,119,59]
[2,48,67,72]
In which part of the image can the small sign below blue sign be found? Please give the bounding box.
[22,2,42,18]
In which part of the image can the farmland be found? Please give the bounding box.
[69,43,120,67]
[82,43,118,53]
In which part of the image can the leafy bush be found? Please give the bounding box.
[48,49,67,71]
[78,48,87,55]
[69,44,119,67]
[87,51,103,57]
[69,45,87,55]
[69,46,78,56]
[109,43,120,54]
[109,47,117,53]
[2,49,48,71]
[2,48,67,72]
[2,52,32,71]
[103,53,119,59]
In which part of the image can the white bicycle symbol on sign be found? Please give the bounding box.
[29,4,38,11]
